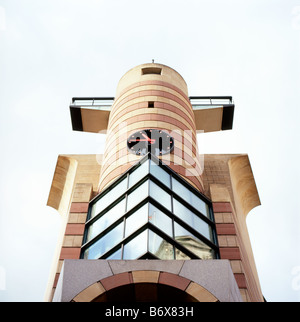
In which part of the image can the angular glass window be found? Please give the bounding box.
[148,230,174,259]
[124,203,148,238]
[86,198,125,242]
[83,222,124,259]
[123,229,148,259]
[172,177,210,217]
[128,160,149,188]
[127,180,149,211]
[149,160,171,188]
[174,222,215,259]
[175,247,191,260]
[91,178,127,218]
[149,180,171,211]
[148,203,172,237]
[106,248,122,260]
[173,199,213,242]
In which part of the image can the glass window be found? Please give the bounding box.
[173,199,213,242]
[148,230,174,259]
[128,160,149,188]
[83,222,124,259]
[123,230,148,259]
[86,198,125,242]
[149,160,171,188]
[106,248,122,260]
[126,180,149,211]
[174,222,215,259]
[125,203,148,237]
[91,178,127,218]
[172,177,209,217]
[149,180,171,211]
[148,203,172,237]
[175,247,191,260]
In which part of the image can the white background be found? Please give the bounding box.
[0,0,299,302]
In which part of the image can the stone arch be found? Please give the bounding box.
[72,270,219,302]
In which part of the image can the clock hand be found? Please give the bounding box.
[130,138,156,143]
[142,133,153,142]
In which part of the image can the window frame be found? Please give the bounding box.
[81,153,219,260]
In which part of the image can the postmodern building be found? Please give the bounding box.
[45,63,264,302]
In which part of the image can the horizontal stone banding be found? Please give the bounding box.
[110,95,195,131]
[108,109,196,141]
[116,80,190,104]
[104,118,196,155]
[109,101,196,133]
[114,84,192,113]
[99,78,203,193]
[113,80,193,118]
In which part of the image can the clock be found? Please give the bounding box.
[127,129,174,156]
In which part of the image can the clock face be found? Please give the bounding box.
[127,129,174,156]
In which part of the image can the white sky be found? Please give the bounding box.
[0,0,299,302]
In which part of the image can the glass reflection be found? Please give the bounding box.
[172,178,209,217]
[84,155,218,261]
[149,181,171,211]
[173,199,213,242]
[123,230,148,259]
[106,248,122,260]
[148,204,172,237]
[91,178,127,218]
[84,222,124,259]
[125,203,148,237]
[175,247,191,260]
[148,230,174,259]
[128,160,149,188]
[87,198,125,242]
[150,160,171,188]
[127,180,148,211]
[174,222,215,259]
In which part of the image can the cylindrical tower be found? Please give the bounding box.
[98,63,204,193]
[47,61,265,303]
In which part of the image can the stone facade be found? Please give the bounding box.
[46,63,264,302]
[46,153,263,302]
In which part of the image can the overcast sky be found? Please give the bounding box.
[0,0,300,302]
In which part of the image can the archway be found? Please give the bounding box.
[72,270,219,302]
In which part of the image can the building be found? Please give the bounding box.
[45,63,263,302]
